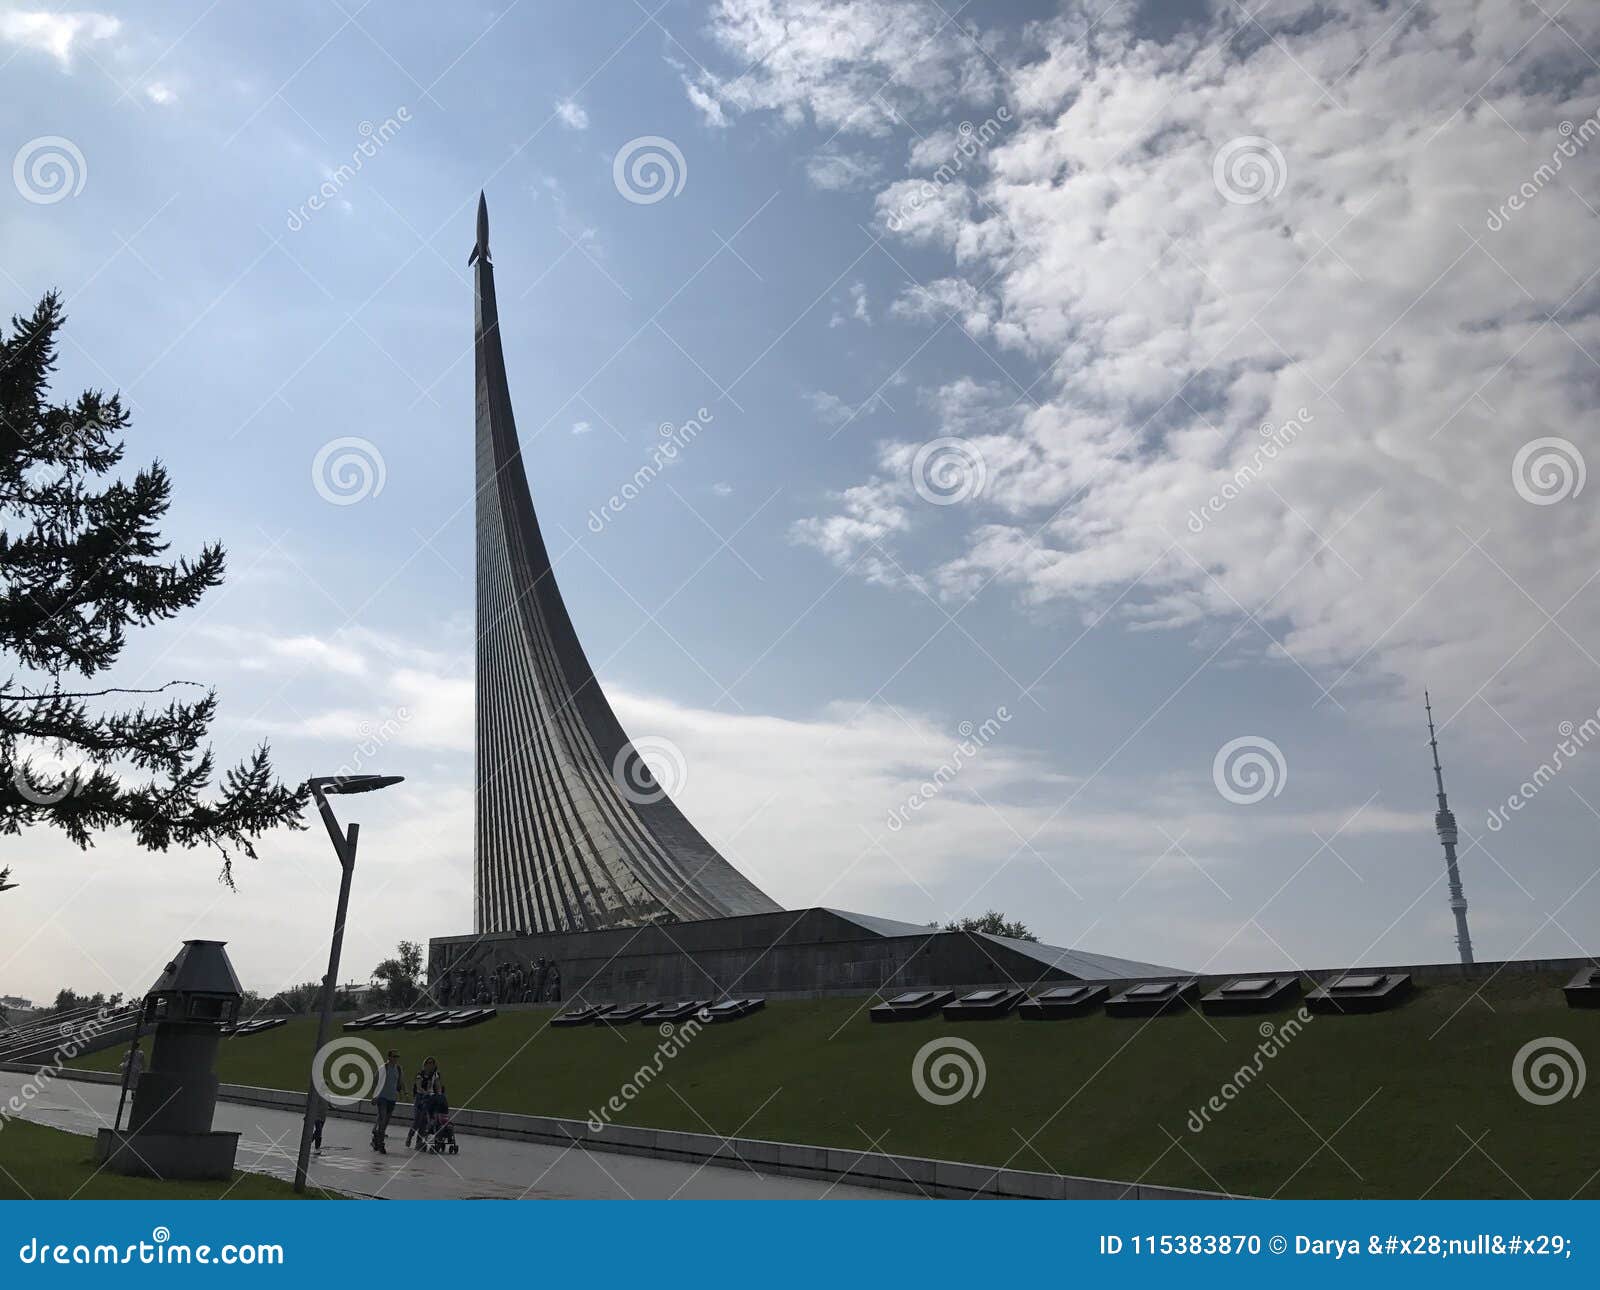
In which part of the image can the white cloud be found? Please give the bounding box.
[683,75,729,128]
[588,686,1418,918]
[554,98,588,130]
[388,667,472,751]
[890,276,995,334]
[250,667,471,756]
[805,148,880,190]
[202,626,369,678]
[827,282,873,329]
[143,81,175,105]
[807,389,853,424]
[724,0,1600,730]
[850,279,870,323]
[806,386,885,430]
[687,0,1002,136]
[791,472,921,591]
[571,419,592,435]
[211,627,469,755]
[0,617,1434,1000]
[0,10,118,68]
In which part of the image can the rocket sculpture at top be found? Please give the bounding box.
[468,192,490,267]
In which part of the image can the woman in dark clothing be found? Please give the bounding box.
[405,1056,441,1149]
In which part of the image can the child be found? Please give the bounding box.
[429,1080,457,1154]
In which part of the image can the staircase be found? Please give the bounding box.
[0,1003,139,1067]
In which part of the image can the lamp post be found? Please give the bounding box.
[292,773,404,1194]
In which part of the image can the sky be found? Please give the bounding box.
[3,0,1599,1004]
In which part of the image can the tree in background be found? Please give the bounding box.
[940,910,1040,942]
[48,988,124,1014]
[0,294,303,890]
[263,980,365,1015]
[371,940,423,1007]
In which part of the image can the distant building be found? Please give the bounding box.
[0,995,33,1011]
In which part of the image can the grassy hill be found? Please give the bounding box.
[0,1119,314,1199]
[75,973,1598,1198]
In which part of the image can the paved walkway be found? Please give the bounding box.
[0,1072,890,1200]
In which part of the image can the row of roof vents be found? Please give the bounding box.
[871,972,1419,1022]
[245,968,1600,1040]
[553,999,766,1027]
[342,1008,498,1033]
[220,1018,286,1038]
[868,968,1599,1020]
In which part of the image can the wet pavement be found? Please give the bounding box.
[0,1071,892,1200]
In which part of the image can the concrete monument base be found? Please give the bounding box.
[430,907,1181,1006]
[93,1127,240,1180]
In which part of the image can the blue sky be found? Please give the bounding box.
[4,0,1600,1002]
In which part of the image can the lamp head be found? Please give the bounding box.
[308,774,405,797]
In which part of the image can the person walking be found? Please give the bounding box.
[119,1040,144,1093]
[371,1049,402,1153]
[406,1056,441,1149]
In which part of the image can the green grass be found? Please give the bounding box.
[0,1118,314,1199]
[76,974,1599,1198]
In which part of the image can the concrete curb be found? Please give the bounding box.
[3,1062,1232,1200]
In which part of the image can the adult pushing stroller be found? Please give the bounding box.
[406,1058,457,1154]
[419,1093,458,1155]
[416,1088,460,1158]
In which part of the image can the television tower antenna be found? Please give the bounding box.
[1425,691,1475,965]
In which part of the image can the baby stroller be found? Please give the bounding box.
[419,1092,459,1154]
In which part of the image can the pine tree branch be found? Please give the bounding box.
[1,291,302,883]
[0,679,204,700]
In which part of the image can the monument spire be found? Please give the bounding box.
[469,192,780,934]
[468,190,489,267]
[1425,691,1475,965]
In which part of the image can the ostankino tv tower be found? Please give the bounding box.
[1425,692,1475,965]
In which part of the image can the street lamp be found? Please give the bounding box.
[292,773,404,1194]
